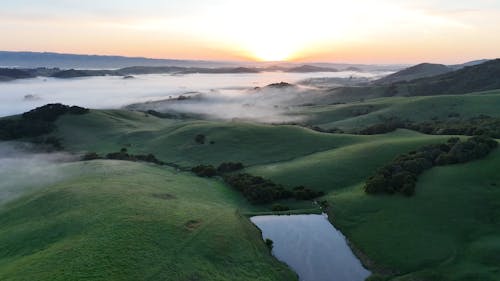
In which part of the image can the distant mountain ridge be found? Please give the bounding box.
[397,58,500,96]
[374,59,492,85]
[0,51,233,69]
[0,51,404,72]
[374,63,453,84]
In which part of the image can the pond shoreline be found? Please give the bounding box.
[251,213,371,281]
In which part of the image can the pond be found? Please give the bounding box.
[251,214,370,281]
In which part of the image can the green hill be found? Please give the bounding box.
[53,110,363,167]
[0,160,296,281]
[328,147,500,281]
[298,90,500,132]
[2,86,500,281]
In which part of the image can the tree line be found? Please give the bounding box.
[191,162,324,204]
[358,115,500,138]
[82,148,165,165]
[364,136,498,196]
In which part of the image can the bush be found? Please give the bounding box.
[191,165,217,177]
[217,162,244,173]
[195,134,206,144]
[264,239,274,250]
[293,186,325,200]
[82,152,101,160]
[103,149,165,165]
[271,204,290,212]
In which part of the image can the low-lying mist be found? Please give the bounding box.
[127,84,322,123]
[0,142,78,205]
[0,71,387,118]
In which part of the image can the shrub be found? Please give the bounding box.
[191,165,217,177]
[195,134,206,144]
[217,162,244,173]
[264,239,274,250]
[271,204,290,212]
[82,152,101,160]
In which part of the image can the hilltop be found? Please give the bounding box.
[374,63,453,84]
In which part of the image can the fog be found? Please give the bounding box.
[0,71,388,118]
[0,142,78,205]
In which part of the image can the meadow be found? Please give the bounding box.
[1,88,500,280]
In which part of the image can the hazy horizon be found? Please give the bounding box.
[2,0,500,64]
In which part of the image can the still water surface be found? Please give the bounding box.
[251,214,370,281]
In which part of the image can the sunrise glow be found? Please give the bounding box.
[1,0,500,63]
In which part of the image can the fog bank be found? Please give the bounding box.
[0,71,387,117]
[0,142,78,205]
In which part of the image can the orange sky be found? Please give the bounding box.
[2,0,500,64]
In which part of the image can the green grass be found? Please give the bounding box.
[327,148,500,281]
[54,110,364,167]
[246,130,449,192]
[298,90,500,131]
[4,91,500,281]
[0,160,297,281]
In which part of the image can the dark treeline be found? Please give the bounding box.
[359,115,500,138]
[224,173,324,204]
[191,162,324,204]
[191,162,245,177]
[82,148,165,165]
[365,136,498,196]
[0,103,88,140]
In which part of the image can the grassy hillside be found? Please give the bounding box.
[0,160,297,281]
[245,130,449,192]
[300,90,500,131]
[2,91,499,281]
[328,147,500,281]
[54,110,363,167]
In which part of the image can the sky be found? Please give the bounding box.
[1,0,500,63]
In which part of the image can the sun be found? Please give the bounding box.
[247,38,297,61]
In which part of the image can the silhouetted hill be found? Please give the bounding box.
[0,68,35,81]
[400,59,500,96]
[375,63,453,84]
[50,69,117,78]
[286,65,338,73]
[0,51,230,69]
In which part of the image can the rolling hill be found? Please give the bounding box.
[374,63,453,84]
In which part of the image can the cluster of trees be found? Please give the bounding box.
[365,136,498,196]
[82,148,165,165]
[191,162,244,177]
[271,204,290,212]
[359,115,500,138]
[191,162,323,204]
[191,165,217,177]
[407,116,500,138]
[0,103,88,140]
[22,103,89,121]
[223,173,324,204]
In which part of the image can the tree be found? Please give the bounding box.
[195,134,206,144]
[265,239,274,251]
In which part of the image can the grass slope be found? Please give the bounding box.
[54,110,363,167]
[246,130,449,192]
[0,160,297,281]
[328,148,500,281]
[300,91,500,131]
